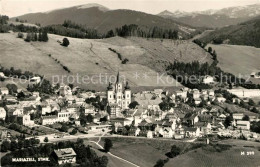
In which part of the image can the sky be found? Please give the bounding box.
[1,0,260,17]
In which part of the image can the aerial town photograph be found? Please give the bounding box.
[0,0,260,166]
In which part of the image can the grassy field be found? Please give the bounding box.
[0,32,213,91]
[99,137,198,167]
[165,140,260,167]
[96,137,260,167]
[207,44,260,81]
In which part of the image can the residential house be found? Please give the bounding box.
[236,121,250,130]
[0,87,9,95]
[184,127,200,138]
[0,107,6,120]
[202,75,214,84]
[233,113,244,120]
[147,130,154,138]
[162,127,173,138]
[41,115,58,125]
[17,114,34,127]
[53,148,76,165]
[184,113,199,126]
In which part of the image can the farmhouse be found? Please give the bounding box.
[53,148,76,165]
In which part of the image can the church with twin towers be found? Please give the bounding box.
[107,72,131,109]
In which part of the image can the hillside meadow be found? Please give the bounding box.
[0,32,212,91]
[207,44,260,81]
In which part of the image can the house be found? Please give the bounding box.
[174,124,185,139]
[236,120,250,130]
[147,130,154,138]
[192,89,200,99]
[194,122,211,135]
[86,123,112,132]
[218,114,226,120]
[184,113,199,126]
[53,148,76,165]
[216,96,226,103]
[207,90,215,96]
[17,114,34,127]
[29,76,41,85]
[162,127,173,138]
[0,87,9,95]
[174,90,187,99]
[227,89,260,98]
[0,72,5,78]
[42,106,52,115]
[0,107,6,120]
[202,75,214,84]
[194,98,202,105]
[59,85,72,96]
[84,104,96,116]
[233,113,244,120]
[184,127,200,138]
[41,115,58,125]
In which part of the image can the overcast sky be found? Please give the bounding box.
[1,0,260,17]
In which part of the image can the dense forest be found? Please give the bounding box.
[1,16,179,40]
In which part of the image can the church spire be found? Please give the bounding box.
[116,71,120,83]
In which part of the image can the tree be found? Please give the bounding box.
[6,84,18,95]
[208,47,212,53]
[62,38,70,47]
[242,115,250,121]
[104,138,113,152]
[17,32,24,38]
[129,101,139,109]
[60,124,68,132]
[10,140,18,151]
[154,159,165,167]
[224,115,233,128]
[41,30,49,42]
[168,145,181,158]
[44,137,49,143]
[70,128,77,135]
[1,141,10,152]
[248,99,255,106]
[24,33,32,42]
[86,114,93,123]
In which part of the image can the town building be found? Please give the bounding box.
[53,148,76,165]
[0,107,6,120]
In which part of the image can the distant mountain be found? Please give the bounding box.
[199,16,260,48]
[158,4,260,28]
[12,3,196,37]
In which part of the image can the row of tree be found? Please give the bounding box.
[24,30,49,42]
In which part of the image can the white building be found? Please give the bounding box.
[227,89,260,98]
[236,121,250,130]
[53,148,76,165]
[29,76,41,86]
[202,75,214,84]
[0,87,9,95]
[0,107,6,120]
[41,115,58,125]
[107,72,131,110]
[17,114,34,126]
